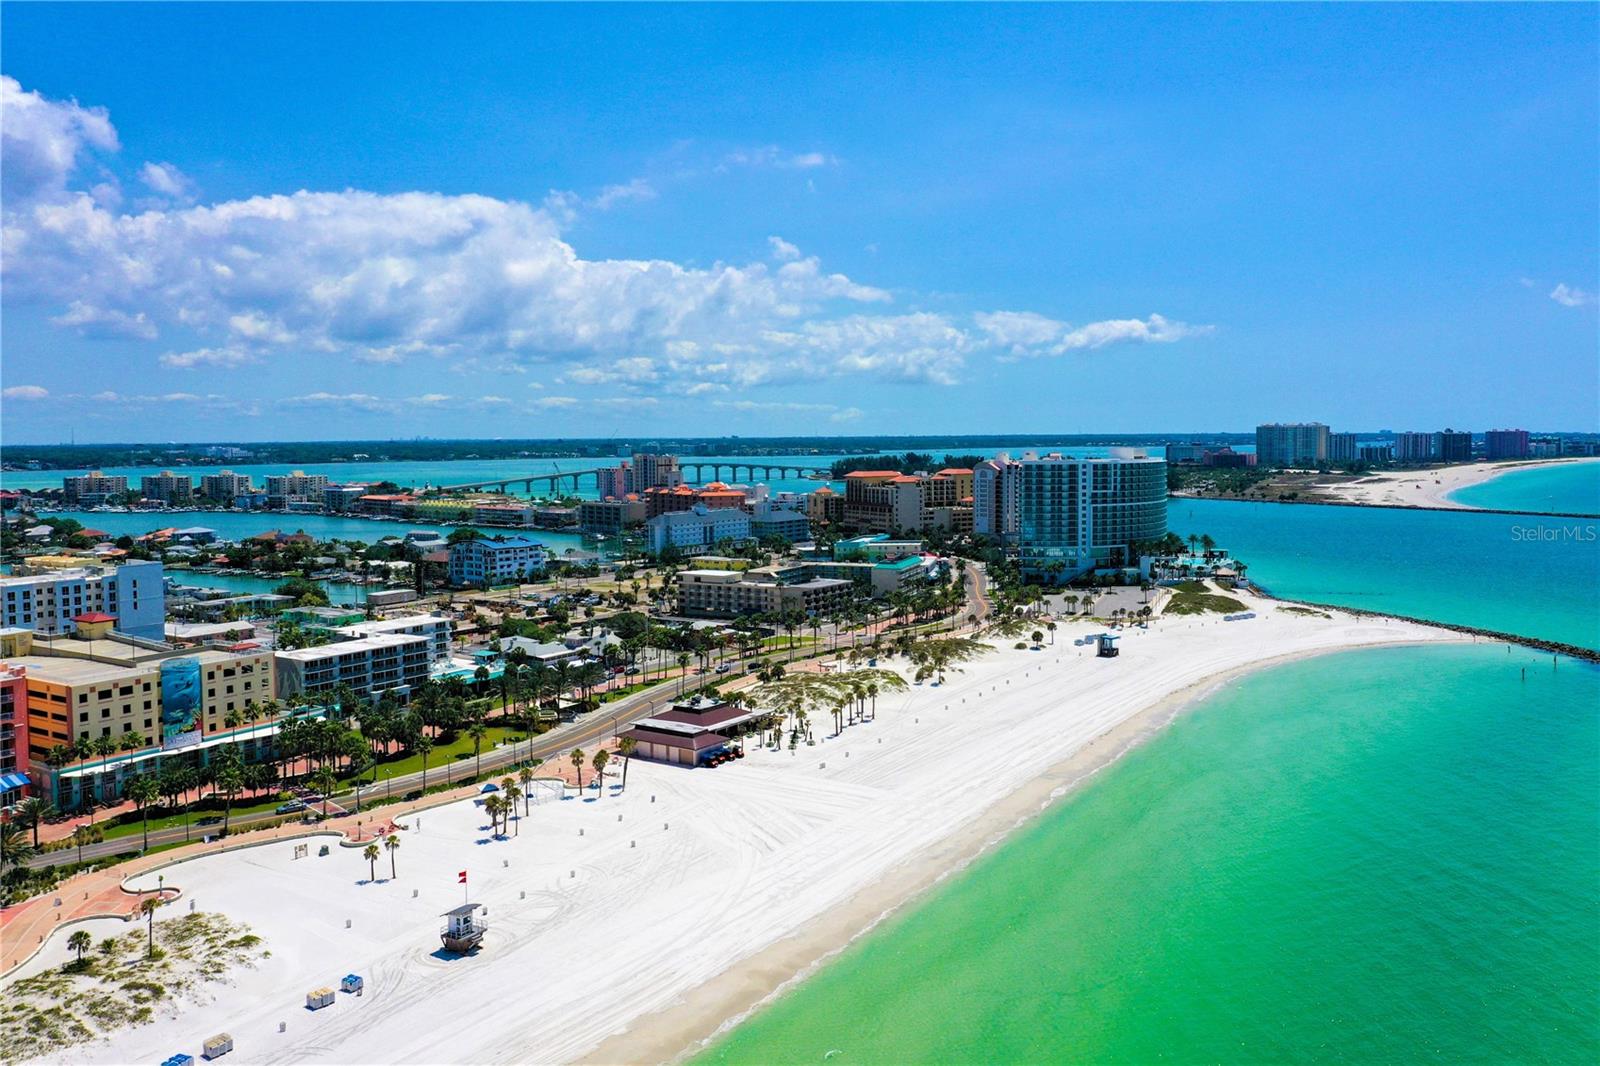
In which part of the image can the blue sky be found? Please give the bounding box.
[1,3,1595,443]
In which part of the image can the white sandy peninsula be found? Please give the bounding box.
[1312,457,1598,510]
[10,595,1460,1066]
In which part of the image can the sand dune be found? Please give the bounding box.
[10,594,1457,1066]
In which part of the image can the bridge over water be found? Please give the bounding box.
[437,461,833,495]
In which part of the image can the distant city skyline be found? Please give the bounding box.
[1,4,1596,444]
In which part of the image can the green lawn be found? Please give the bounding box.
[342,724,529,789]
[97,792,290,842]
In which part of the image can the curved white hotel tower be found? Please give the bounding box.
[1015,449,1168,583]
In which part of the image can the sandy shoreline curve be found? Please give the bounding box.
[1311,456,1598,510]
[8,595,1464,1066]
[591,635,1463,1066]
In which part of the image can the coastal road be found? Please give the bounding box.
[26,675,734,870]
[964,561,993,624]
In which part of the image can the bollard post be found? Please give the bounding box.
[345,919,351,929]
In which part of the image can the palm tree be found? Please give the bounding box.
[311,767,338,819]
[618,736,637,789]
[518,766,535,815]
[363,842,380,881]
[127,774,160,853]
[906,637,991,685]
[417,735,435,792]
[1031,630,1044,648]
[467,721,489,781]
[68,929,92,965]
[384,833,400,878]
[13,796,55,848]
[1046,621,1058,645]
[592,750,610,797]
[570,748,586,793]
[0,822,35,874]
[503,783,523,833]
[71,822,91,865]
[675,653,691,695]
[140,895,161,956]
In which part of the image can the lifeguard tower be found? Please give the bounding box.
[440,903,487,953]
[1096,633,1121,658]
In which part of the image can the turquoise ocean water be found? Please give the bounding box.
[1171,499,1600,650]
[1450,460,1600,515]
[704,644,1599,1065]
[702,487,1600,1065]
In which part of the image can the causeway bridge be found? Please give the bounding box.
[438,462,833,495]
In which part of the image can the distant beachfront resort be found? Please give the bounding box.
[0,432,1596,1065]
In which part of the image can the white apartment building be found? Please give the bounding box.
[447,537,549,587]
[675,569,852,618]
[749,501,811,543]
[274,633,430,703]
[331,614,454,662]
[1255,423,1330,467]
[62,471,130,505]
[647,504,753,554]
[199,470,256,499]
[265,470,330,509]
[1016,451,1168,583]
[139,470,194,503]
[0,560,165,639]
[972,454,1020,538]
[324,484,369,512]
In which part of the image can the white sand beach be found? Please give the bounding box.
[9,595,1459,1066]
[1312,457,1598,509]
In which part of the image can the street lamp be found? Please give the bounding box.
[384,769,392,799]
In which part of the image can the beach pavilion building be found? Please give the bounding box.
[619,695,764,767]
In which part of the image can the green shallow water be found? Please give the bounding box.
[701,644,1600,1065]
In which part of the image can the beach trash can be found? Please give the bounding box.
[340,973,364,995]
[305,987,336,1011]
[201,1033,232,1060]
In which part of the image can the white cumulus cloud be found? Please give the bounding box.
[1,78,1214,400]
[2,385,49,400]
[139,161,196,203]
[1550,283,1596,308]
